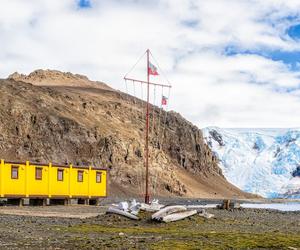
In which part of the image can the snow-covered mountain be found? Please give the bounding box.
[203,127,300,198]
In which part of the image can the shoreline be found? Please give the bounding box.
[99,196,300,205]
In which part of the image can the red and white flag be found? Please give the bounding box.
[148,61,159,76]
[161,95,168,105]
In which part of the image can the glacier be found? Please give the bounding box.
[202,127,300,198]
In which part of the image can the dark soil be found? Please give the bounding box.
[0,205,299,249]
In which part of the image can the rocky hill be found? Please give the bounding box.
[8,69,112,90]
[1,70,252,198]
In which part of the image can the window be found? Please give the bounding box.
[96,171,102,183]
[77,170,83,182]
[35,167,42,180]
[11,166,19,179]
[57,169,64,181]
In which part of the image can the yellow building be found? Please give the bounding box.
[0,159,107,201]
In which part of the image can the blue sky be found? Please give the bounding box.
[78,0,91,8]
[287,24,300,39]
[2,0,300,128]
[223,22,300,71]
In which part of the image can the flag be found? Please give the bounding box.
[148,61,159,76]
[161,95,168,105]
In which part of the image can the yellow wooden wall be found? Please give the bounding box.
[0,159,107,198]
[49,165,70,197]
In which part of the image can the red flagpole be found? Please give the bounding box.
[145,49,150,204]
[124,49,171,204]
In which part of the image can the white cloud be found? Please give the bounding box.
[1,0,300,128]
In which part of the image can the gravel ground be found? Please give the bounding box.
[0,205,106,219]
[0,204,299,249]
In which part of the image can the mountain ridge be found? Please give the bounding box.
[0,69,254,199]
[8,69,112,90]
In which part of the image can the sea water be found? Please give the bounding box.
[187,202,300,211]
[241,202,300,211]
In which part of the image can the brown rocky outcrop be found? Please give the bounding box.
[8,69,112,90]
[0,70,253,198]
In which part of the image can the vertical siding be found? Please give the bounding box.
[49,166,70,197]
[2,162,26,196]
[71,168,89,197]
[90,170,107,197]
[27,165,49,196]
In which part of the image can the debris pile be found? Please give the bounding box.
[198,209,215,219]
[107,206,139,220]
[106,200,214,223]
[217,199,241,210]
[152,205,197,223]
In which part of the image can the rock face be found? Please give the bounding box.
[163,112,221,175]
[292,166,300,178]
[209,129,225,147]
[0,70,252,198]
